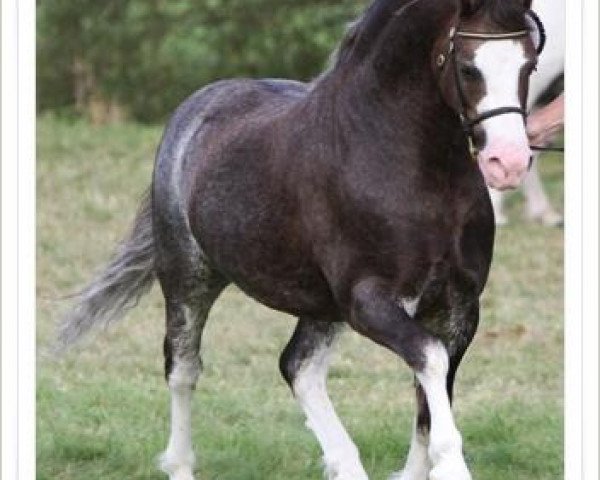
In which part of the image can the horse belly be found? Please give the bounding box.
[199,230,336,317]
[189,160,336,318]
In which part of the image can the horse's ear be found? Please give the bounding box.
[459,0,482,17]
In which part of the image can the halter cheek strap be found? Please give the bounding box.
[525,9,546,55]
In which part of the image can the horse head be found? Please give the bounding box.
[434,0,544,190]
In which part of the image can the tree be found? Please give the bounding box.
[37,0,365,123]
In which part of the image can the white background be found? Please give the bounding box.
[2,0,598,478]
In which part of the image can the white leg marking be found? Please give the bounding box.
[293,344,369,480]
[416,342,471,480]
[389,418,431,480]
[160,358,200,480]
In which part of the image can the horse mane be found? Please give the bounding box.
[330,0,530,68]
[467,0,530,31]
[332,0,405,66]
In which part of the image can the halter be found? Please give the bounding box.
[438,11,546,160]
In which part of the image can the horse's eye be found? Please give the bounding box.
[460,64,482,82]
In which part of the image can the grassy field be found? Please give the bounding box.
[37,114,564,480]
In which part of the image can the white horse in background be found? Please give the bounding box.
[490,0,564,226]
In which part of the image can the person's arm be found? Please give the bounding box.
[527,93,565,147]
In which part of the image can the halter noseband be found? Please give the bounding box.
[438,12,545,160]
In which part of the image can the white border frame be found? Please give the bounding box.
[563,0,582,477]
[578,0,599,478]
[1,0,598,478]
[2,0,36,477]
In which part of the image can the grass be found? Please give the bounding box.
[37,114,564,479]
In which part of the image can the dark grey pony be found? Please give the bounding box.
[60,0,543,478]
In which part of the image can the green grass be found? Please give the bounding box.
[37,114,564,479]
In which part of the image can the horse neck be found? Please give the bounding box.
[311,64,464,169]
[312,1,462,154]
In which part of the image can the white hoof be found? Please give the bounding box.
[163,468,195,480]
[323,450,369,480]
[388,468,428,480]
[540,210,563,227]
[324,461,369,480]
[159,450,196,480]
[428,458,471,480]
[326,466,369,480]
[527,208,563,227]
[330,474,368,480]
[325,467,369,480]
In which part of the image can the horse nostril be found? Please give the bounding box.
[486,156,508,180]
[489,156,503,169]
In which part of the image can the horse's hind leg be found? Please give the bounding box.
[157,264,227,480]
[279,318,368,480]
[522,158,563,226]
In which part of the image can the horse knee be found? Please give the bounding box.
[348,277,431,371]
[279,335,329,393]
[279,319,338,391]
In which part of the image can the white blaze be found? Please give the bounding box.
[473,40,529,151]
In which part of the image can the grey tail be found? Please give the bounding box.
[56,191,156,351]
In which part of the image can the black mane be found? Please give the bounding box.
[334,0,403,65]
[333,0,530,68]
[470,0,530,31]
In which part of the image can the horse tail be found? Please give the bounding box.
[56,190,156,351]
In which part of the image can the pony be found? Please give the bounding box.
[489,0,564,226]
[59,0,543,479]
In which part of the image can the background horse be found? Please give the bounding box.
[59,0,542,479]
[490,0,564,226]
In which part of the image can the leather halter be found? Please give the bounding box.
[437,15,544,160]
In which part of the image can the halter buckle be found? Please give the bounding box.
[467,135,478,162]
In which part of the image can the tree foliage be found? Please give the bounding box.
[37,0,365,122]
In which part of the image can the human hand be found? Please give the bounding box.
[527,93,564,147]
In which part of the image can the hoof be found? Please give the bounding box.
[325,463,369,480]
[164,469,195,480]
[326,467,369,480]
[388,469,428,480]
[159,451,196,480]
[326,470,368,480]
[540,211,563,228]
[323,451,369,480]
[527,208,563,227]
[428,459,471,480]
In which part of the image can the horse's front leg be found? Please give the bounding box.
[348,277,472,480]
[280,318,368,480]
[389,383,431,480]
